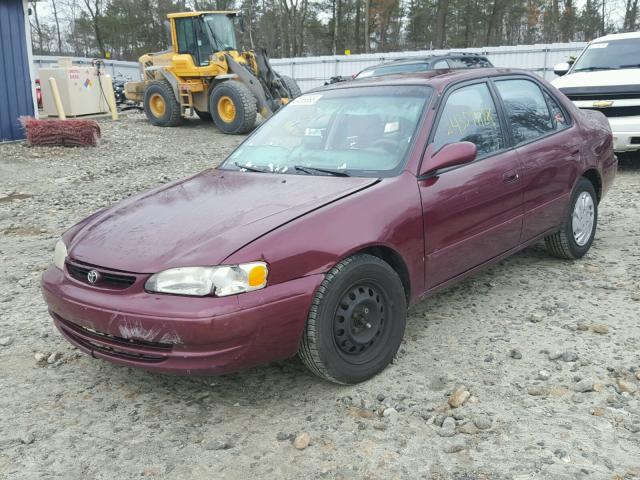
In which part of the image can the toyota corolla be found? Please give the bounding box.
[41,69,616,384]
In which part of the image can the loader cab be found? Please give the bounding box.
[170,12,239,67]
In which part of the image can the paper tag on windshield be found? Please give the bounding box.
[589,43,608,49]
[291,94,322,106]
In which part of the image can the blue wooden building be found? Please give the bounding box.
[0,0,36,142]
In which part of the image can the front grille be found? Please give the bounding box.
[631,137,640,145]
[66,260,136,289]
[581,106,640,118]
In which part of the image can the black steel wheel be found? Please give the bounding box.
[299,254,407,384]
[333,283,388,361]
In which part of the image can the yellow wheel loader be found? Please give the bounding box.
[124,11,301,134]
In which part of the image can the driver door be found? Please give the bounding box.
[418,81,524,288]
[174,17,211,67]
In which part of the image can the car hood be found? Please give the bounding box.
[68,169,377,273]
[551,69,640,89]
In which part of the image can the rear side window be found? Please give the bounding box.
[495,79,554,144]
[432,82,504,157]
[543,90,569,130]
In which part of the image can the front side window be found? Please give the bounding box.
[495,79,554,144]
[221,86,431,177]
[432,82,504,157]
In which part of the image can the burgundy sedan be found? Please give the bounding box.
[41,69,616,384]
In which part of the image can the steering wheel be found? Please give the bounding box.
[370,138,401,153]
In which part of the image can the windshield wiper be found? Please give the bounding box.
[618,64,640,69]
[294,165,350,177]
[234,162,271,173]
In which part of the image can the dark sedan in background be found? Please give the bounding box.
[42,69,616,384]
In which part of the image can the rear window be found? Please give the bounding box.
[356,63,429,79]
[448,57,492,68]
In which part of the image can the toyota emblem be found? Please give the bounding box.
[87,270,101,284]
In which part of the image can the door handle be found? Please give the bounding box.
[503,171,520,184]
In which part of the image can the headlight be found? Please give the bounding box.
[145,262,268,297]
[53,239,67,270]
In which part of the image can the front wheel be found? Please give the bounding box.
[545,177,598,259]
[298,254,407,384]
[209,81,257,135]
[280,75,302,99]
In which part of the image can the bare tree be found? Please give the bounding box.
[624,0,639,31]
[51,0,64,53]
[434,0,449,48]
[29,1,45,53]
[82,0,106,57]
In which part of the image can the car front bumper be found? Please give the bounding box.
[41,266,323,375]
[606,116,640,152]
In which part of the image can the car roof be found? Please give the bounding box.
[315,68,532,93]
[590,31,640,43]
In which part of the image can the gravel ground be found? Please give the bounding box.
[1,113,639,480]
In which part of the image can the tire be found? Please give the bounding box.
[544,177,598,259]
[143,80,182,127]
[280,75,302,99]
[209,81,257,135]
[299,254,407,384]
[195,109,212,122]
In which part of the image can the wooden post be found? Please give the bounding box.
[48,77,66,119]
[103,75,119,121]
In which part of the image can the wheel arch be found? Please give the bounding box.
[581,168,602,203]
[350,245,411,303]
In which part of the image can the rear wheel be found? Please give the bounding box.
[299,254,407,384]
[209,81,257,135]
[280,75,302,100]
[143,80,182,127]
[545,177,598,259]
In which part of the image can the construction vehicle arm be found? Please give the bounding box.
[224,54,273,119]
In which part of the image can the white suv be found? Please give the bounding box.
[552,32,640,153]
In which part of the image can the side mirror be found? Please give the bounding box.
[419,141,477,177]
[553,62,571,76]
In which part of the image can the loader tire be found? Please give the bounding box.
[280,75,302,99]
[143,80,182,127]
[210,81,257,135]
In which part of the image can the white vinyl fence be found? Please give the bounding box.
[270,42,587,91]
[34,42,586,92]
[32,55,142,81]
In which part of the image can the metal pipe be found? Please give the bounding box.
[103,75,119,121]
[48,77,66,119]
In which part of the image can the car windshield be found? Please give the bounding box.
[356,63,430,78]
[203,14,237,50]
[572,38,640,71]
[220,86,431,177]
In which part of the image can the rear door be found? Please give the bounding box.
[493,77,579,240]
[418,80,524,288]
